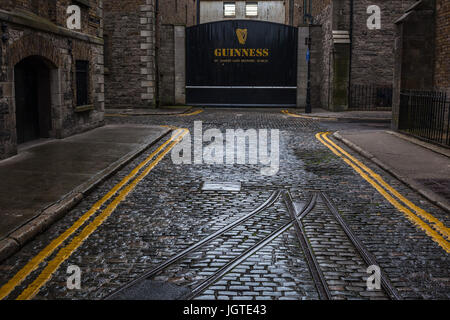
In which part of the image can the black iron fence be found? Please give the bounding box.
[349,84,393,110]
[399,90,450,147]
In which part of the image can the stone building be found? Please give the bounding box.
[0,0,105,160]
[392,0,450,130]
[308,0,416,111]
[103,0,156,109]
[103,0,445,112]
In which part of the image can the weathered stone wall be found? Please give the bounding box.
[0,0,104,160]
[0,0,103,38]
[159,25,175,105]
[160,0,197,27]
[309,25,323,109]
[309,0,417,110]
[311,0,332,17]
[434,0,450,92]
[311,1,333,109]
[157,0,195,106]
[351,0,416,86]
[104,0,155,109]
[392,0,436,130]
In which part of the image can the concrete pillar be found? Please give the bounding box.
[297,26,309,109]
[174,25,186,105]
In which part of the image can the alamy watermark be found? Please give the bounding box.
[171,122,280,176]
[366,265,381,290]
[66,5,81,30]
[66,265,81,290]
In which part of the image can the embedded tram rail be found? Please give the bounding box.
[105,190,399,300]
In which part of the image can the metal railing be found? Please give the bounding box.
[349,84,393,110]
[399,90,450,147]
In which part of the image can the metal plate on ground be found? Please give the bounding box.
[201,181,242,192]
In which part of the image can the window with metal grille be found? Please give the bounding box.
[246,2,258,17]
[76,60,89,106]
[224,2,236,17]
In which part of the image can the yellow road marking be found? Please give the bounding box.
[282,109,336,121]
[321,133,449,240]
[178,109,203,117]
[0,128,185,300]
[104,109,203,118]
[104,114,129,117]
[16,128,189,300]
[316,132,450,253]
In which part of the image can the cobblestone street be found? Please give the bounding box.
[0,109,448,300]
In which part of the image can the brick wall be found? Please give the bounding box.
[434,0,450,92]
[311,0,331,17]
[351,0,415,86]
[104,0,156,108]
[160,0,197,26]
[159,25,175,105]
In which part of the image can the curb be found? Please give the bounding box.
[0,128,172,263]
[309,114,391,123]
[105,106,193,117]
[288,110,391,123]
[333,131,450,214]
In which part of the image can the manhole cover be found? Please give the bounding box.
[201,181,242,192]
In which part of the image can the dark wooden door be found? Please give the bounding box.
[14,57,52,144]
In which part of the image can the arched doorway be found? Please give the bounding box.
[14,56,53,144]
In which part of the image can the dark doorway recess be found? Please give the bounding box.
[14,56,53,144]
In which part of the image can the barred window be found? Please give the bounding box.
[246,2,258,17]
[224,2,236,17]
[76,60,89,106]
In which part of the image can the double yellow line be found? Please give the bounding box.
[178,109,203,117]
[316,132,450,253]
[0,127,189,300]
[282,109,336,121]
[105,109,204,118]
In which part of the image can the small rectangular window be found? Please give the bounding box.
[76,60,89,106]
[246,2,258,17]
[224,2,236,17]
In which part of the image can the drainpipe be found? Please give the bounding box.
[155,0,160,108]
[305,1,312,113]
[289,0,294,25]
[303,0,306,24]
[196,0,200,25]
[348,0,354,108]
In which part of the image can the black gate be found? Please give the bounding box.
[186,20,298,107]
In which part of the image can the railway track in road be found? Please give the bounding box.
[105,189,399,300]
[105,190,283,299]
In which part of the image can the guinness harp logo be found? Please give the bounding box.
[236,28,248,45]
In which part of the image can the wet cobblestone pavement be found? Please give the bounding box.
[0,108,448,300]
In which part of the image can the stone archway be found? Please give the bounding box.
[9,35,63,143]
[8,34,62,68]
